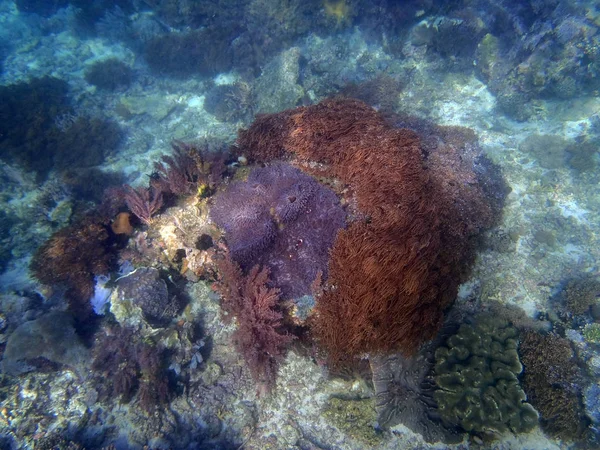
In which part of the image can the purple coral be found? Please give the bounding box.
[211,163,346,299]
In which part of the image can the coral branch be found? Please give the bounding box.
[151,141,228,196]
[213,249,294,389]
[151,141,201,195]
[123,185,163,225]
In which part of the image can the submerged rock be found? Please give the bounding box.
[1,311,89,377]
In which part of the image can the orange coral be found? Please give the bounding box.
[111,212,133,236]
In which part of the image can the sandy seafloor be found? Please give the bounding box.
[0,1,599,449]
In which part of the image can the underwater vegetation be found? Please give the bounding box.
[212,251,294,390]
[143,0,330,75]
[564,275,600,317]
[19,89,514,444]
[15,0,69,17]
[143,28,235,78]
[150,141,227,198]
[0,77,71,178]
[211,162,346,299]
[52,117,123,171]
[203,82,255,123]
[122,141,228,225]
[122,185,164,225]
[29,216,120,322]
[92,325,170,412]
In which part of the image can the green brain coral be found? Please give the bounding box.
[433,315,538,437]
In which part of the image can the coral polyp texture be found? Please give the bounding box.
[236,98,506,366]
[211,162,346,299]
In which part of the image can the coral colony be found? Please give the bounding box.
[28,95,513,441]
[2,0,600,448]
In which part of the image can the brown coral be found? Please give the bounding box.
[236,98,504,366]
[31,217,115,320]
[519,330,588,440]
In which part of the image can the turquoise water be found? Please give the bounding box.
[0,1,599,449]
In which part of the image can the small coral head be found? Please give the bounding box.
[324,0,351,25]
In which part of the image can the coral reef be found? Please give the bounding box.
[143,28,234,78]
[433,315,538,437]
[566,140,599,174]
[252,47,304,114]
[466,2,600,119]
[519,134,569,170]
[122,185,164,225]
[322,397,382,445]
[203,82,254,123]
[410,12,485,68]
[84,58,133,91]
[0,77,123,180]
[583,323,600,344]
[212,249,294,389]
[210,162,346,299]
[151,141,227,198]
[121,142,228,227]
[15,0,68,17]
[144,0,327,75]
[371,346,463,444]
[519,330,588,440]
[0,77,71,179]
[339,74,404,113]
[236,98,505,366]
[51,117,124,171]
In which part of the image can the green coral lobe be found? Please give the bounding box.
[434,315,538,437]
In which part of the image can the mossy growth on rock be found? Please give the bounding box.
[322,397,382,446]
[566,140,599,173]
[433,315,538,437]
